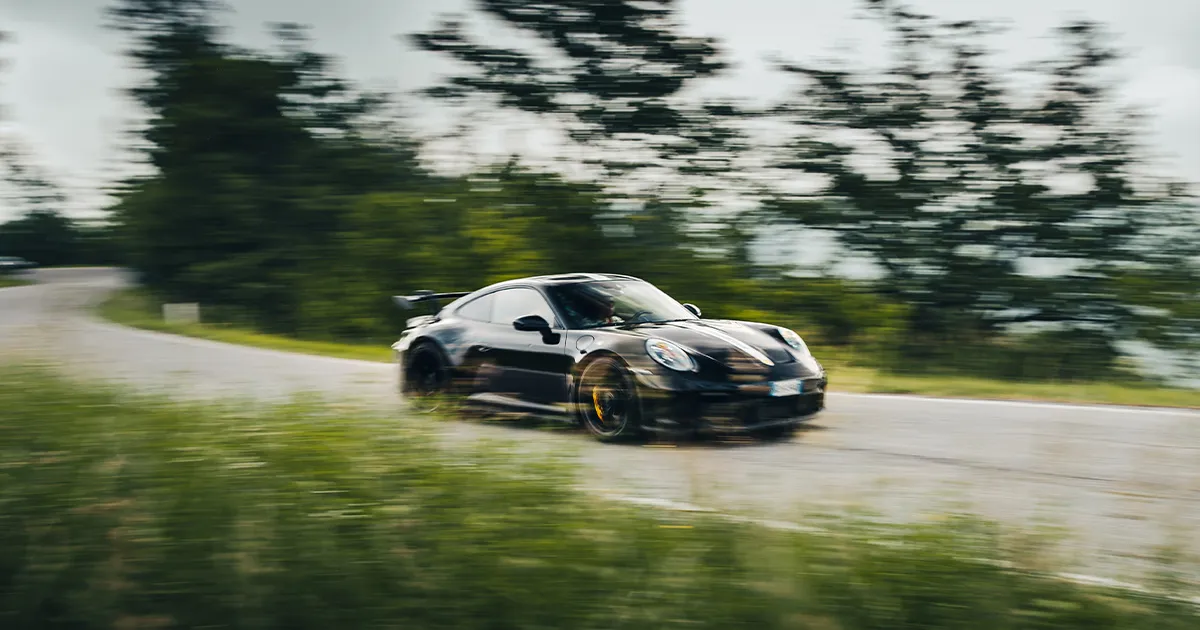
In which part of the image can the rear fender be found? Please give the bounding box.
[406,315,436,329]
[392,311,444,356]
[396,334,460,393]
[394,331,443,361]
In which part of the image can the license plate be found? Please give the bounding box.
[768,378,804,397]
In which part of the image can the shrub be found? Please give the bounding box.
[1,364,1195,629]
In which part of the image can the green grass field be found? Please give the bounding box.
[828,363,1200,409]
[0,275,32,289]
[99,288,394,362]
[98,288,1200,409]
[2,363,1197,628]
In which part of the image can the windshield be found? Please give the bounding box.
[546,280,698,329]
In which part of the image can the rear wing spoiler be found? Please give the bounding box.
[391,290,472,311]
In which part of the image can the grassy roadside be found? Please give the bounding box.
[99,288,393,362]
[0,275,32,289]
[2,363,1196,628]
[98,287,1200,409]
[829,364,1200,409]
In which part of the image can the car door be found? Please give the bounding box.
[487,287,570,405]
[452,290,502,392]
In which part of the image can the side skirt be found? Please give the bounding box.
[463,392,575,422]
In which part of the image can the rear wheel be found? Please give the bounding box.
[403,342,449,412]
[576,356,642,442]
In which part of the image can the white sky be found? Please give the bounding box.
[0,0,1198,221]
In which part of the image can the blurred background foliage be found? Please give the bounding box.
[3,0,1197,384]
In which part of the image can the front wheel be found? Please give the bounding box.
[576,356,642,442]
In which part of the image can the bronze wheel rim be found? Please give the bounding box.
[582,363,632,437]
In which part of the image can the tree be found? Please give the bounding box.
[1,143,67,220]
[0,210,73,265]
[763,0,1196,375]
[106,0,426,332]
[408,0,753,203]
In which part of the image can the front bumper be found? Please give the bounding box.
[631,369,827,436]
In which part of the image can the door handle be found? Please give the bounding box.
[478,345,491,353]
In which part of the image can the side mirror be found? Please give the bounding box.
[683,303,701,317]
[513,314,560,344]
[513,314,551,332]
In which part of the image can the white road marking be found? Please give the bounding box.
[831,392,1200,417]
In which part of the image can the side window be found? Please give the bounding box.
[491,288,557,326]
[455,292,494,322]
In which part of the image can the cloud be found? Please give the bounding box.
[1,1,133,219]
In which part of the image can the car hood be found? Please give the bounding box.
[620,318,813,371]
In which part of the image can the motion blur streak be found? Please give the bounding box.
[2,0,1199,624]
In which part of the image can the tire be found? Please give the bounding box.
[576,356,643,442]
[402,341,449,411]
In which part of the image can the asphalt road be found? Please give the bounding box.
[4,268,1199,582]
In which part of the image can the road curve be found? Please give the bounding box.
[4,268,1199,581]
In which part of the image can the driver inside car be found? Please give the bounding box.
[577,293,620,327]
[561,285,624,328]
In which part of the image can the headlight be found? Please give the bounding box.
[645,338,698,372]
[778,327,810,354]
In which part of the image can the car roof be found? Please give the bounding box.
[437,273,647,317]
[481,273,644,291]
[444,273,645,308]
[528,272,643,285]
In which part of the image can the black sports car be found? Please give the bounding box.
[391,273,827,441]
[0,256,37,274]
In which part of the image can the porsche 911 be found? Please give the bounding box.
[391,273,827,441]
